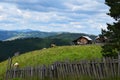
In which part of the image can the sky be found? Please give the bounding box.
[0,0,114,35]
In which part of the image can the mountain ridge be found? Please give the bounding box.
[0,29,57,41]
[0,29,97,41]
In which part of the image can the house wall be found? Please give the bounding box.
[77,38,88,44]
[95,38,106,43]
[95,38,101,43]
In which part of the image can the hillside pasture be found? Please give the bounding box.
[0,45,102,79]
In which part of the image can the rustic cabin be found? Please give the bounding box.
[73,36,92,45]
[95,36,107,43]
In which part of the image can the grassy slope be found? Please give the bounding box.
[0,45,102,77]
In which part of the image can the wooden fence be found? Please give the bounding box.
[5,57,120,80]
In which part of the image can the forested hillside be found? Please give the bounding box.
[0,38,70,62]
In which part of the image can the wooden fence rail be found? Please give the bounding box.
[5,57,120,80]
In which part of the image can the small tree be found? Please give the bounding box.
[102,0,120,57]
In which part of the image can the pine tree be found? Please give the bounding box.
[102,0,120,57]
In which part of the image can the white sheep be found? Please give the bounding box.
[14,62,19,68]
[51,44,56,47]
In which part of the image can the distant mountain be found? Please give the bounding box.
[13,29,33,32]
[0,29,57,41]
[0,29,97,41]
[46,33,97,41]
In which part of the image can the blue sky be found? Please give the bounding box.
[0,0,114,35]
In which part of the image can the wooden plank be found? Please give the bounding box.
[72,63,77,80]
[118,54,120,76]
[61,63,66,79]
[80,60,85,75]
[95,59,101,80]
[58,63,63,80]
[108,57,114,79]
[91,59,97,79]
[56,62,61,80]
[38,66,42,80]
[41,65,46,79]
[112,57,117,78]
[97,60,104,79]
[86,60,91,78]
[83,60,88,76]
[103,57,109,78]
[49,64,52,80]
[78,63,82,75]
[74,63,80,79]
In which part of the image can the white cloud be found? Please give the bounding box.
[0,5,4,11]
[0,0,114,35]
[0,15,6,20]
[64,0,108,12]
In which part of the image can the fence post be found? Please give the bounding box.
[5,57,12,80]
[118,52,120,76]
[5,58,10,80]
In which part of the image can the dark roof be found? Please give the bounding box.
[95,36,107,40]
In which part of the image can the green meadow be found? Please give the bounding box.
[0,45,102,79]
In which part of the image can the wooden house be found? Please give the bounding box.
[73,36,92,45]
[95,36,107,43]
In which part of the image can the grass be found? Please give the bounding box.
[9,76,95,80]
[0,45,102,79]
[7,76,120,80]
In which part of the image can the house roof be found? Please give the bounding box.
[95,36,107,40]
[82,36,92,41]
[73,36,92,42]
[95,36,99,39]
